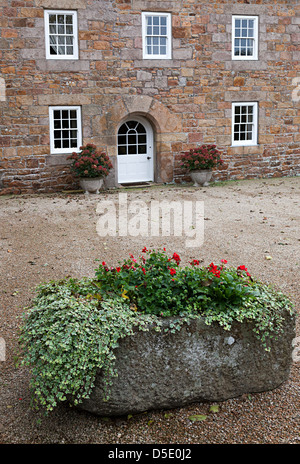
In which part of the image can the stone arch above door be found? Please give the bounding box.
[94,95,185,187]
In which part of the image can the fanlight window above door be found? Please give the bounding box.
[118,120,147,155]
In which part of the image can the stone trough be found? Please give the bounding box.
[77,311,295,416]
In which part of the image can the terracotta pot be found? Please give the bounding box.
[190,170,213,187]
[79,177,104,194]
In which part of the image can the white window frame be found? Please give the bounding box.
[232,102,258,147]
[142,12,172,60]
[44,10,78,60]
[49,106,82,154]
[232,15,258,61]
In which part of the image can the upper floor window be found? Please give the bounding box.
[232,15,258,60]
[232,102,258,146]
[49,106,82,154]
[44,10,78,60]
[142,12,172,59]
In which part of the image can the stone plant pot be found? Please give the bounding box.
[79,177,104,194]
[190,169,213,187]
[77,311,295,417]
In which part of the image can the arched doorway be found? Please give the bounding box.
[117,116,154,184]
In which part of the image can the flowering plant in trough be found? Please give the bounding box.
[180,144,223,171]
[19,247,294,413]
[67,143,113,178]
[95,248,290,323]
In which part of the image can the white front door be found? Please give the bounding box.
[117,118,154,184]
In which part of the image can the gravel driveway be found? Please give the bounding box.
[0,177,299,444]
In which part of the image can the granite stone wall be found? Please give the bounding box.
[0,0,299,193]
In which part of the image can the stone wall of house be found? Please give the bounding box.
[0,0,299,194]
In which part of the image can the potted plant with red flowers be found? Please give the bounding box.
[180,144,223,187]
[67,143,113,194]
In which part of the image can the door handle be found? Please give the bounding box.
[147,156,151,160]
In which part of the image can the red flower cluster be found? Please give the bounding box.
[67,143,113,178]
[180,144,223,171]
[237,265,251,278]
[208,262,221,278]
[172,253,181,265]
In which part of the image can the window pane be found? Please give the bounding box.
[127,121,137,129]
[118,135,126,145]
[136,123,145,134]
[118,124,127,135]
[128,134,136,145]
[118,146,127,155]
[50,45,57,55]
[138,134,146,144]
[138,144,147,154]
[62,130,69,139]
[128,145,137,155]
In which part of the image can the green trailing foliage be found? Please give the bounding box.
[19,249,295,413]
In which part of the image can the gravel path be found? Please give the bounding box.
[0,177,299,445]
